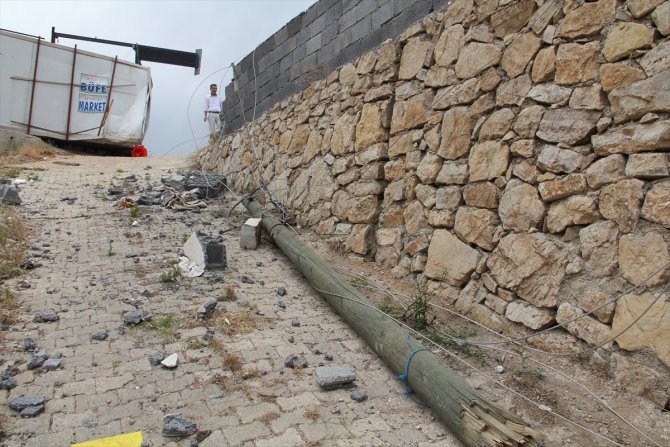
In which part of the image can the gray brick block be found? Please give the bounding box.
[338,7,357,31]
[359,26,385,54]
[305,33,322,56]
[279,53,293,73]
[350,15,372,41]
[342,0,357,13]
[308,14,326,38]
[322,22,338,44]
[273,26,288,46]
[287,13,303,37]
[372,1,395,28]
[317,0,339,16]
[354,0,378,20]
[324,3,344,25]
[433,0,450,11]
[303,3,319,23]
[394,0,433,21]
[331,41,361,69]
[277,36,297,59]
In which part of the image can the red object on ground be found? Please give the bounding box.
[131,145,148,157]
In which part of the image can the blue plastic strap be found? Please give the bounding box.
[397,337,429,395]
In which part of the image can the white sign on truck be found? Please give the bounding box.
[0,29,152,149]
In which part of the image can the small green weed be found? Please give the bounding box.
[0,288,19,325]
[349,277,369,288]
[160,266,181,283]
[181,232,190,243]
[129,205,140,219]
[143,314,181,340]
[25,172,39,182]
[107,241,115,256]
[510,367,546,387]
[401,283,435,332]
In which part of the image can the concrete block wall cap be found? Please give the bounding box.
[245,217,262,226]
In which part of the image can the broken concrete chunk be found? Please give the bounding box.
[240,217,262,250]
[161,353,179,369]
[41,358,62,371]
[91,330,109,341]
[0,377,17,390]
[196,300,217,321]
[183,232,227,270]
[27,350,48,370]
[284,355,308,369]
[316,365,357,390]
[123,310,152,325]
[0,185,21,205]
[33,309,59,323]
[350,390,368,402]
[162,412,197,437]
[9,395,46,417]
[23,337,37,352]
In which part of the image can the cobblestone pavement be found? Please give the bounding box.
[0,155,460,446]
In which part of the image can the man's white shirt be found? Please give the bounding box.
[205,95,221,112]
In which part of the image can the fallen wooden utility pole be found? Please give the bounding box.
[244,199,544,447]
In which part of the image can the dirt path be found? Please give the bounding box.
[0,154,459,447]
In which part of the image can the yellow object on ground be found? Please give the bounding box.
[71,431,143,447]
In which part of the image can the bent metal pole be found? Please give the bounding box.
[243,199,544,447]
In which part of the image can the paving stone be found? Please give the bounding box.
[1,154,457,446]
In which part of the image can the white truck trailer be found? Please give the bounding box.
[0,29,151,152]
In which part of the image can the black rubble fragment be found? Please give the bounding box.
[33,309,59,323]
[202,329,214,341]
[23,337,37,352]
[350,390,368,402]
[3,364,19,377]
[0,378,17,390]
[91,330,109,341]
[284,355,308,369]
[19,280,31,289]
[240,275,254,284]
[196,300,217,321]
[162,412,197,437]
[277,301,286,309]
[123,310,152,325]
[276,287,287,296]
[150,351,166,366]
[291,319,301,327]
[324,354,334,361]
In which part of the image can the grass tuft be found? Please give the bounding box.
[0,206,28,279]
[143,314,181,340]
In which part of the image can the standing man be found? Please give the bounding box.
[204,84,222,137]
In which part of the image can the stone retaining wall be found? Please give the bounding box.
[197,0,670,398]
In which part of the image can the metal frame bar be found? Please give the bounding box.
[65,45,77,141]
[10,76,135,88]
[98,56,118,136]
[26,36,42,135]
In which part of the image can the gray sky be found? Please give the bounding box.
[0,0,318,156]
